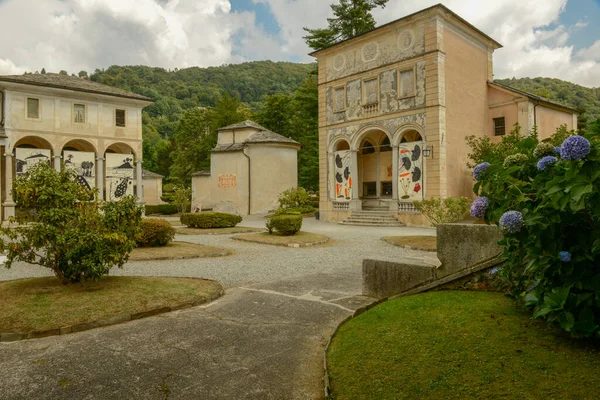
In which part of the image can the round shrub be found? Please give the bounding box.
[267,214,302,236]
[180,212,242,229]
[503,153,528,168]
[533,142,556,158]
[136,219,175,247]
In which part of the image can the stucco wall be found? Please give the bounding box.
[444,27,490,199]
[192,175,212,210]
[247,144,298,214]
[142,177,163,205]
[536,106,575,140]
[208,151,249,215]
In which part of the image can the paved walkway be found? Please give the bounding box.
[0,217,436,399]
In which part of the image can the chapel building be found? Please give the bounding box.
[0,73,153,220]
[310,4,578,225]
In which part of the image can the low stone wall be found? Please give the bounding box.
[363,223,503,298]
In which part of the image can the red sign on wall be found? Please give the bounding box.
[218,174,237,188]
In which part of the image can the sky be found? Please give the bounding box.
[0,0,599,87]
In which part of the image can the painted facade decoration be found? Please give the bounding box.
[105,153,134,201]
[64,150,95,192]
[15,148,51,175]
[334,150,353,200]
[398,142,423,201]
[218,174,237,189]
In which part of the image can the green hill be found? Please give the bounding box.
[495,77,600,128]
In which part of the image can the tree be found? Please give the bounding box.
[211,93,248,130]
[59,70,68,75]
[40,68,46,74]
[172,186,192,213]
[0,163,142,284]
[78,70,88,79]
[303,0,389,50]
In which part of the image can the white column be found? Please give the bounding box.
[351,150,359,200]
[53,155,61,171]
[136,160,143,204]
[392,145,399,200]
[3,152,15,220]
[376,151,381,199]
[96,157,104,201]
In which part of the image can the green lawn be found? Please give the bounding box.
[328,291,600,400]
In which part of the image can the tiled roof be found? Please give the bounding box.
[489,81,579,113]
[191,170,211,176]
[142,169,164,179]
[217,120,266,131]
[0,73,153,102]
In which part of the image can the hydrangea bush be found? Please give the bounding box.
[473,131,600,337]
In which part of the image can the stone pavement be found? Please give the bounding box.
[0,217,436,399]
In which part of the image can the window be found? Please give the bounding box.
[399,68,415,98]
[27,98,39,119]
[381,182,393,197]
[363,182,377,197]
[494,117,506,136]
[74,104,85,123]
[362,78,378,105]
[116,109,126,127]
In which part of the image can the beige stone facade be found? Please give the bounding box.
[140,169,164,206]
[191,121,300,216]
[311,4,578,225]
[0,73,152,220]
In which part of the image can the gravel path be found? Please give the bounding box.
[0,216,437,287]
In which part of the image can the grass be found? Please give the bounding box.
[175,226,263,235]
[233,231,329,246]
[328,291,600,400]
[382,235,437,251]
[129,241,230,261]
[0,276,222,333]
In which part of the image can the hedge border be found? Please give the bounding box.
[231,233,329,248]
[0,278,224,343]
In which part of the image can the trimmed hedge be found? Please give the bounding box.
[136,219,176,247]
[180,212,242,229]
[267,214,302,236]
[144,204,179,215]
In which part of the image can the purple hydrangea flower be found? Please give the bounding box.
[560,136,591,160]
[489,267,502,275]
[536,156,558,171]
[470,197,489,219]
[473,162,491,181]
[554,147,562,155]
[499,211,524,234]
[559,251,571,262]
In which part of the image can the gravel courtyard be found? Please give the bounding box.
[0,217,437,399]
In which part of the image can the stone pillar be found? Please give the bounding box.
[350,150,359,200]
[136,160,143,204]
[392,145,399,200]
[376,151,381,199]
[3,152,15,220]
[96,157,104,201]
[328,152,335,200]
[53,155,62,171]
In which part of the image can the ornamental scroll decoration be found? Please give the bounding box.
[334,150,352,200]
[398,142,423,201]
[218,174,237,189]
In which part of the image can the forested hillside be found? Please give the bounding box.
[495,77,600,128]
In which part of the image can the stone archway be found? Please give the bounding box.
[356,129,392,201]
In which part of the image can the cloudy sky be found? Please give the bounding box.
[0,0,599,87]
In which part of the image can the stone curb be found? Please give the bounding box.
[175,227,263,236]
[323,296,384,400]
[129,251,231,262]
[0,281,225,343]
[231,234,330,248]
[381,237,437,252]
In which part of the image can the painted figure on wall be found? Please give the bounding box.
[334,150,353,200]
[15,148,51,175]
[105,153,134,201]
[398,142,423,201]
[64,150,95,193]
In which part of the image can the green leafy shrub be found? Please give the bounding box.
[472,130,600,337]
[0,163,142,284]
[180,212,242,228]
[274,205,314,215]
[413,197,471,226]
[277,187,312,209]
[267,214,303,236]
[158,204,179,215]
[145,205,160,215]
[136,219,175,247]
[172,186,192,213]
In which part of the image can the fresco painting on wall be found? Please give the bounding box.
[106,153,134,201]
[334,150,353,200]
[64,150,95,193]
[398,142,423,201]
[15,148,51,175]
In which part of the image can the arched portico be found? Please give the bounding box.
[104,142,142,203]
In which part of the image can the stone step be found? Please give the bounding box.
[345,218,400,223]
[340,221,405,227]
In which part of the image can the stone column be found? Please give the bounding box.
[96,157,104,201]
[53,155,62,171]
[376,151,381,199]
[350,150,359,200]
[136,160,143,204]
[3,152,15,220]
[328,152,335,200]
[392,145,399,200]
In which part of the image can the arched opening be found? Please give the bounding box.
[13,136,54,175]
[335,140,350,151]
[62,139,96,153]
[397,129,424,201]
[357,130,392,200]
[104,142,136,201]
[333,139,352,200]
[400,130,422,143]
[62,140,97,194]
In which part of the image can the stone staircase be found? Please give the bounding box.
[341,210,405,227]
